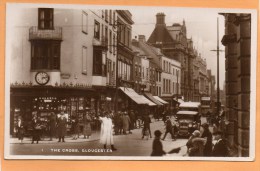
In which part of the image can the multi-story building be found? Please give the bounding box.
[147,13,196,101]
[220,13,251,157]
[8,8,118,135]
[116,10,134,88]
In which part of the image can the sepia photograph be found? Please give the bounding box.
[4,3,257,160]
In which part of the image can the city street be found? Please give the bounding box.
[10,119,189,156]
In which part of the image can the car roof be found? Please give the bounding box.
[179,102,201,108]
[176,111,198,115]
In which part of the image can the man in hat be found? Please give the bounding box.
[212,131,229,157]
[162,116,175,141]
[151,130,166,156]
[201,123,213,156]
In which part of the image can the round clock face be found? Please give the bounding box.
[35,72,50,85]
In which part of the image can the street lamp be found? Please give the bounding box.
[211,17,224,116]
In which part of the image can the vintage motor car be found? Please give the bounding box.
[176,102,201,137]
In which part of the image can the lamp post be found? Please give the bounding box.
[211,18,224,115]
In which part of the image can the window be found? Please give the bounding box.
[82,46,87,74]
[109,10,112,24]
[113,33,116,55]
[113,11,116,25]
[93,48,106,76]
[38,8,53,30]
[105,26,108,45]
[173,82,175,94]
[82,11,88,34]
[105,10,108,22]
[94,20,100,40]
[109,30,112,53]
[31,40,60,70]
[102,10,104,18]
[173,68,175,75]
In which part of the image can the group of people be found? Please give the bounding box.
[151,123,230,157]
[186,123,230,157]
[15,110,95,144]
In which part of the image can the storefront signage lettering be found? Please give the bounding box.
[61,73,71,79]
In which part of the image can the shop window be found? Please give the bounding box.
[82,46,87,74]
[38,8,54,30]
[31,40,60,70]
[94,20,100,40]
[82,11,88,34]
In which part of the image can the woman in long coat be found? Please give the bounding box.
[122,112,131,134]
[99,113,117,151]
[57,112,67,142]
[49,112,56,141]
[83,112,92,139]
[31,116,41,144]
[16,116,25,143]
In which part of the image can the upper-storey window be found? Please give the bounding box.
[31,40,60,70]
[94,20,100,40]
[38,8,54,30]
[82,11,88,34]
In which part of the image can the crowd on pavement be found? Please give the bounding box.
[14,108,232,157]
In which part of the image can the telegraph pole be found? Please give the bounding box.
[211,17,223,115]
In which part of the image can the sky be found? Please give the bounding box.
[130,7,226,90]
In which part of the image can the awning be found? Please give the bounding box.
[172,98,184,104]
[144,92,163,106]
[119,87,146,105]
[153,96,169,104]
[140,95,157,106]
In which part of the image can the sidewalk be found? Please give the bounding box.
[10,131,100,144]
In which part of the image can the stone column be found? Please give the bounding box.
[221,14,238,149]
[236,14,251,157]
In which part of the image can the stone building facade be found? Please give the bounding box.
[221,13,251,157]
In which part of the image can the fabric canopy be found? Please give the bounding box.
[144,92,163,106]
[119,87,145,104]
[140,95,157,106]
[153,96,169,104]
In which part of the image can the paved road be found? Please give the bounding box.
[10,120,188,157]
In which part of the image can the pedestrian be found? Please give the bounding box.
[212,131,229,157]
[151,130,166,156]
[129,110,136,130]
[31,115,41,144]
[57,111,67,142]
[162,116,175,141]
[83,112,92,139]
[122,111,131,134]
[71,115,80,140]
[142,113,152,139]
[99,113,117,151]
[49,112,56,141]
[186,130,206,156]
[113,112,122,135]
[16,116,25,144]
[201,123,213,156]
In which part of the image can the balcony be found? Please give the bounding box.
[93,36,108,50]
[29,26,62,40]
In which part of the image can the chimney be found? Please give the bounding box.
[156,13,166,26]
[138,35,146,42]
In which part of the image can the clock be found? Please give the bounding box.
[35,72,50,85]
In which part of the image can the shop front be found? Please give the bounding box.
[10,86,99,137]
